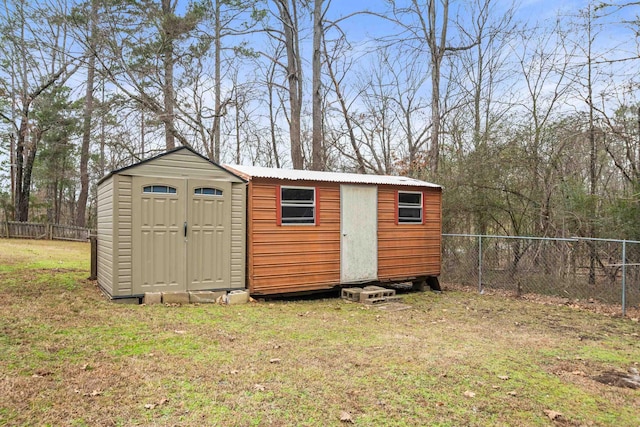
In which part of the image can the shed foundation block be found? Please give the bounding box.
[227,290,249,305]
[190,291,226,304]
[162,292,190,304]
[143,292,162,305]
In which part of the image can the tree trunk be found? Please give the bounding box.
[14,118,28,221]
[311,0,323,170]
[426,0,448,176]
[213,0,222,162]
[276,0,303,169]
[162,0,176,150]
[76,0,97,227]
[267,61,281,168]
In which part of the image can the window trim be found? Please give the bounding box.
[278,185,317,226]
[396,190,424,224]
[143,185,177,194]
[194,187,223,196]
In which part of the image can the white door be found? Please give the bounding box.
[187,180,232,290]
[340,185,378,283]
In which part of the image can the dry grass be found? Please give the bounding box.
[0,238,639,426]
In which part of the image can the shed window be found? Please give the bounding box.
[194,187,223,196]
[398,191,422,223]
[281,186,315,225]
[143,185,177,194]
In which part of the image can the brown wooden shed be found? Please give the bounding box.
[96,147,247,300]
[225,165,442,295]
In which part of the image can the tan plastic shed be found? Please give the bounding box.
[96,147,247,300]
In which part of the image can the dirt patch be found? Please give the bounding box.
[593,370,640,389]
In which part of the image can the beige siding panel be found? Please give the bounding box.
[117,176,133,295]
[97,177,114,296]
[230,183,246,289]
[127,151,244,182]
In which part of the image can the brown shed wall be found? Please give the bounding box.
[246,178,442,295]
[377,185,442,281]
[247,179,341,294]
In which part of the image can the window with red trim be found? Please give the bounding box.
[280,186,316,225]
[397,191,423,224]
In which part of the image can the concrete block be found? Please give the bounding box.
[143,292,162,305]
[227,290,249,305]
[363,285,385,291]
[189,291,226,304]
[162,292,190,304]
[359,288,395,303]
[341,287,363,302]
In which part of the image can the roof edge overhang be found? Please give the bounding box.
[97,146,247,185]
[223,164,441,189]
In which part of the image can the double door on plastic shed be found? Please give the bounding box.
[131,177,231,294]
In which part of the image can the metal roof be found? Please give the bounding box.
[224,164,441,188]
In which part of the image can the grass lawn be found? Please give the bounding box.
[0,238,639,426]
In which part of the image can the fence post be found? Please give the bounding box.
[622,240,627,317]
[478,235,483,293]
[89,235,98,280]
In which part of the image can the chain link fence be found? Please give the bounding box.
[441,234,640,316]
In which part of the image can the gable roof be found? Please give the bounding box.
[224,164,441,188]
[97,146,246,185]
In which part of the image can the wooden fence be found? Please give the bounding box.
[0,221,94,242]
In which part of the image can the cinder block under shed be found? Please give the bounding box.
[162,292,190,304]
[227,290,249,305]
[189,290,226,304]
[143,292,162,305]
[341,286,399,305]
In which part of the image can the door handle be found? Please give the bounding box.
[184,221,188,237]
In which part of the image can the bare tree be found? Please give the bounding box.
[388,0,477,175]
[0,0,81,222]
[270,0,304,169]
[311,0,324,170]
[76,0,99,227]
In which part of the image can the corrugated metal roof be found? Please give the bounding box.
[224,164,441,188]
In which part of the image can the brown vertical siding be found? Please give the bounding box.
[247,179,341,294]
[377,185,442,281]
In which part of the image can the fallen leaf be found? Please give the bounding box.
[507,391,517,396]
[435,401,445,407]
[339,411,354,423]
[498,375,510,380]
[254,384,265,391]
[144,403,156,410]
[571,370,586,376]
[544,409,563,420]
[80,364,90,371]
[89,390,103,397]
[463,391,476,398]
[269,358,281,364]
[174,330,186,334]
[229,369,239,375]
